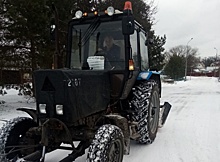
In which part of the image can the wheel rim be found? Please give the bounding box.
[149,90,159,134]
[108,139,123,162]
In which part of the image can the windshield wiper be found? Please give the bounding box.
[79,18,100,47]
[83,18,100,46]
[78,18,101,63]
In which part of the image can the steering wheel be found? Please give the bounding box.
[94,49,106,56]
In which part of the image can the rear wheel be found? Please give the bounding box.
[0,117,41,162]
[87,124,124,162]
[130,81,160,144]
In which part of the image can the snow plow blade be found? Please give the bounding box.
[158,102,172,128]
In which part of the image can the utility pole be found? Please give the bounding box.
[184,38,193,81]
[214,47,218,77]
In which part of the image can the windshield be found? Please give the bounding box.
[70,20,124,70]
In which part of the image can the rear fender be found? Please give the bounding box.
[137,71,161,97]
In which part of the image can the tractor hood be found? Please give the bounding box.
[34,69,110,124]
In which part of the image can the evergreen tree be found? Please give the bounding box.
[164,45,200,80]
[0,0,52,71]
[0,0,79,70]
[148,34,166,70]
[164,55,185,80]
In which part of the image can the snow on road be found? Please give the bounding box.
[0,77,220,162]
[157,77,220,162]
[0,89,34,125]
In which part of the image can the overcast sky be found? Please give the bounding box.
[153,0,220,58]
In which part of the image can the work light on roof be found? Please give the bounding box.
[75,10,83,19]
[107,6,114,16]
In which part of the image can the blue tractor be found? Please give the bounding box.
[0,1,171,162]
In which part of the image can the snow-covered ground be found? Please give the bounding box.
[1,76,220,162]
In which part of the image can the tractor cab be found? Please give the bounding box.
[68,17,125,70]
[66,2,149,99]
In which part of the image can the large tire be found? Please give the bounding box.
[0,117,40,162]
[87,124,124,162]
[130,81,160,144]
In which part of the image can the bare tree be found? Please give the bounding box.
[166,45,200,71]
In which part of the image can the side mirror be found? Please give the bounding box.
[122,16,135,35]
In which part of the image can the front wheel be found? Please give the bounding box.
[0,117,41,162]
[87,124,124,162]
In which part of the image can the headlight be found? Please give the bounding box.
[39,104,46,114]
[56,105,63,115]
